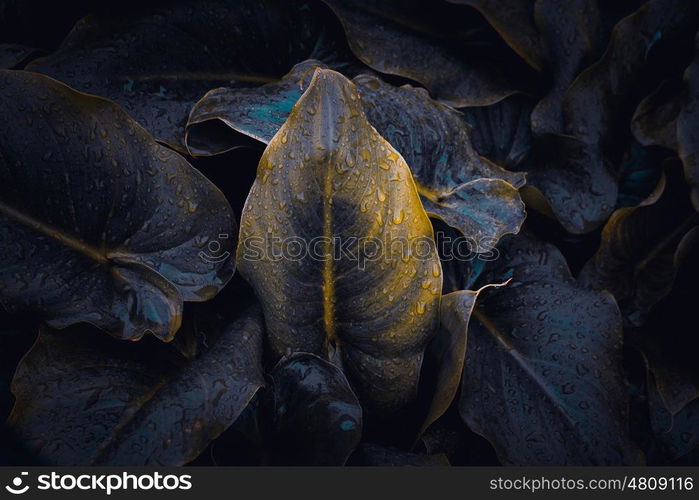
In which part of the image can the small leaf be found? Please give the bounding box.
[419,282,509,437]
[9,305,265,466]
[269,353,362,465]
[236,68,442,415]
[458,233,640,465]
[186,60,324,156]
[0,70,235,341]
[580,162,699,327]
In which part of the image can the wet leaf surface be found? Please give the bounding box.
[453,0,599,137]
[0,70,235,341]
[268,353,362,465]
[353,73,526,247]
[26,0,324,151]
[9,305,265,466]
[236,68,442,416]
[321,0,527,107]
[458,233,640,465]
[522,134,617,234]
[562,0,699,148]
[186,60,325,156]
[188,63,526,247]
[580,163,699,327]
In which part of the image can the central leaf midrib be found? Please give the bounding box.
[473,307,583,439]
[322,159,336,344]
[0,199,110,265]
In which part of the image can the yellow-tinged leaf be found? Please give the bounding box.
[236,68,442,415]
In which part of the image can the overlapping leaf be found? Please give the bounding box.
[0,70,234,341]
[521,134,617,234]
[457,234,640,465]
[563,0,699,147]
[462,94,534,170]
[452,0,600,136]
[9,305,265,465]
[236,68,442,416]
[580,163,699,327]
[320,0,527,107]
[26,0,323,151]
[187,62,526,248]
[418,282,508,437]
[268,353,362,465]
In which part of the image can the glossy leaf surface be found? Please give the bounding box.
[10,306,265,465]
[0,70,235,341]
[459,234,639,465]
[187,64,526,247]
[236,69,442,415]
[269,353,362,465]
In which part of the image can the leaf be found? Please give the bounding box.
[632,241,699,418]
[186,60,325,156]
[451,0,601,136]
[448,0,548,71]
[9,305,265,466]
[418,283,509,437]
[521,134,617,234]
[631,34,699,213]
[631,79,683,150]
[579,163,699,327]
[320,0,524,107]
[236,68,442,416]
[268,353,362,465]
[529,0,601,137]
[458,233,640,465]
[27,0,323,151]
[647,371,699,461]
[188,64,526,247]
[353,73,526,247]
[0,70,234,341]
[462,94,534,170]
[562,0,699,147]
